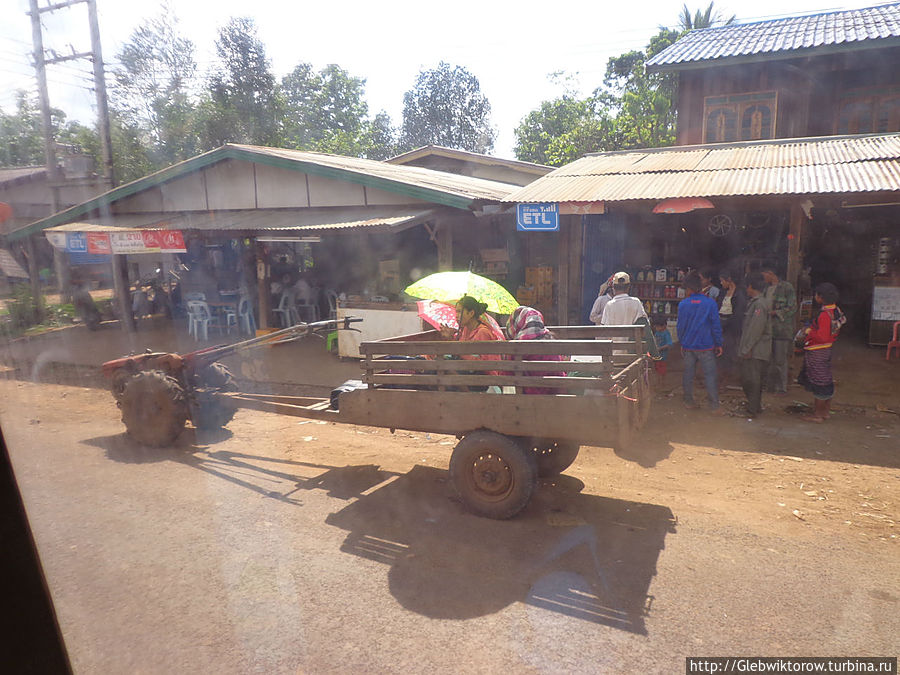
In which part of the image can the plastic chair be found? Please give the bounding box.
[186,300,212,340]
[324,289,338,321]
[272,292,299,328]
[183,291,206,302]
[887,321,900,361]
[231,296,256,335]
[296,298,320,323]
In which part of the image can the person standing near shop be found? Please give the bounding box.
[677,272,724,414]
[589,275,615,325]
[738,273,772,417]
[600,272,647,326]
[762,265,797,394]
[700,270,720,301]
[798,282,846,423]
[718,269,747,384]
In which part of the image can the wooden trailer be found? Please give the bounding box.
[224,325,652,519]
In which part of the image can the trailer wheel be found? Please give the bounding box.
[449,431,537,519]
[119,370,188,446]
[190,363,237,430]
[527,439,580,477]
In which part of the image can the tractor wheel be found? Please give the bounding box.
[449,431,537,519]
[190,363,237,431]
[526,438,581,477]
[119,370,188,446]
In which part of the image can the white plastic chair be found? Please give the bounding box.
[324,289,338,321]
[272,292,299,328]
[227,296,256,335]
[186,300,212,340]
[296,297,319,323]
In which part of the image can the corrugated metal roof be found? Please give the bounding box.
[8,144,516,241]
[0,166,45,187]
[386,145,552,174]
[44,207,437,235]
[504,133,900,203]
[0,248,29,278]
[232,145,515,201]
[647,2,900,70]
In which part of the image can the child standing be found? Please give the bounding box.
[652,316,673,387]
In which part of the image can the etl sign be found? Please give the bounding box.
[516,203,559,232]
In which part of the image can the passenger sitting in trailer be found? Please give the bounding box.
[438,295,505,387]
[506,306,566,394]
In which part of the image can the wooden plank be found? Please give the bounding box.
[222,393,329,407]
[365,373,601,390]
[364,358,615,374]
[337,388,619,445]
[378,329,443,342]
[359,339,617,357]
[226,395,339,421]
[548,325,644,340]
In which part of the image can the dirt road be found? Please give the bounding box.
[1,379,897,673]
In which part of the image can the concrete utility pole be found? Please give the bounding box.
[29,0,123,320]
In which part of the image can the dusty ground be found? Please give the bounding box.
[0,371,897,673]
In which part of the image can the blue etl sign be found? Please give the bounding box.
[516,203,559,232]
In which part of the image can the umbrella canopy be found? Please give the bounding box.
[417,300,458,330]
[652,197,715,214]
[404,271,518,314]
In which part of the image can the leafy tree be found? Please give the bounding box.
[365,112,398,160]
[199,17,282,147]
[110,1,199,166]
[601,28,681,149]
[281,63,369,150]
[59,115,154,184]
[400,62,495,154]
[0,92,66,167]
[514,95,620,166]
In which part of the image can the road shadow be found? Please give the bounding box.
[326,465,676,635]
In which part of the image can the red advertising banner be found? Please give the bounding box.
[86,233,112,255]
[159,230,186,252]
[141,230,162,251]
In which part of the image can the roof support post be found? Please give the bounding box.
[256,243,270,330]
[787,202,805,294]
[24,235,44,323]
[111,254,135,333]
[436,223,453,272]
[556,216,570,325]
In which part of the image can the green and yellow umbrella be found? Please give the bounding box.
[404,271,518,314]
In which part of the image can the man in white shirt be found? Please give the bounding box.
[589,276,614,325]
[601,272,648,326]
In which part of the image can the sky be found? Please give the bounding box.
[0,0,887,160]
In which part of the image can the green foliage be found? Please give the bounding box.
[200,17,282,147]
[678,2,735,30]
[0,92,67,168]
[400,62,495,154]
[514,96,620,166]
[6,284,43,329]
[110,1,199,166]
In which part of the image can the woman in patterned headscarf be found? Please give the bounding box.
[506,306,565,394]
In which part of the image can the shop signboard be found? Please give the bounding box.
[65,232,87,253]
[87,233,112,255]
[47,229,187,254]
[517,203,559,232]
[872,285,900,321]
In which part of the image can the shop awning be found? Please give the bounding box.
[43,206,437,236]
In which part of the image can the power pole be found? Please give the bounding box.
[28,0,120,316]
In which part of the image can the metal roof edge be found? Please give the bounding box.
[7,145,483,241]
[580,131,900,158]
[386,145,552,173]
[647,35,900,73]
[5,146,231,242]
[225,146,475,210]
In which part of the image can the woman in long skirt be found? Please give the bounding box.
[798,282,845,423]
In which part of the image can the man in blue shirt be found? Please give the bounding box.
[677,272,724,414]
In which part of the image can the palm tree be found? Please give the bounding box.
[679,2,736,30]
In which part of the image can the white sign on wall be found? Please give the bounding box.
[872,285,900,321]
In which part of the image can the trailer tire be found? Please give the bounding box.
[527,439,580,477]
[449,431,537,519]
[190,363,237,430]
[120,370,188,446]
